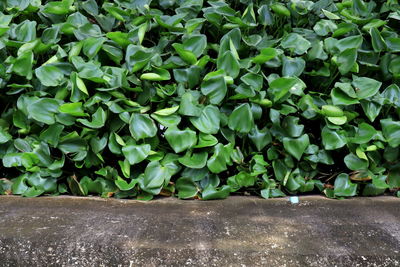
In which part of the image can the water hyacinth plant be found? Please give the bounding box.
[0,0,400,200]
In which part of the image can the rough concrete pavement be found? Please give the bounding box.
[0,195,399,266]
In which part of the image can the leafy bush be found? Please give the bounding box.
[0,0,400,200]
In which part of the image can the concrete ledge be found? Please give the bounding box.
[0,196,400,266]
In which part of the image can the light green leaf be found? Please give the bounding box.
[59,102,86,117]
[77,107,106,128]
[252,47,277,64]
[268,77,299,102]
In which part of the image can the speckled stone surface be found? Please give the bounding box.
[0,195,399,266]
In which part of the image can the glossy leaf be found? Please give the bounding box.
[334,174,357,197]
[190,105,220,134]
[122,144,151,165]
[164,127,197,153]
[228,104,254,133]
[129,113,157,140]
[201,75,227,105]
[283,134,309,161]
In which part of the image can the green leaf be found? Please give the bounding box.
[164,126,197,153]
[271,3,291,17]
[83,37,106,59]
[142,161,171,194]
[179,92,202,116]
[344,153,369,170]
[201,75,227,105]
[370,28,387,52]
[241,73,263,91]
[228,103,254,133]
[281,33,311,55]
[360,100,382,122]
[190,105,220,134]
[151,114,181,127]
[106,31,131,47]
[153,106,179,116]
[249,126,272,151]
[201,185,231,200]
[59,102,86,117]
[322,126,347,150]
[334,173,357,197]
[195,133,218,148]
[176,177,198,199]
[122,144,151,165]
[0,127,12,144]
[230,171,256,188]
[283,134,309,161]
[35,65,64,87]
[14,20,37,42]
[335,35,363,52]
[217,51,240,78]
[12,51,33,79]
[172,43,197,65]
[282,57,305,77]
[331,88,359,105]
[40,124,64,146]
[327,116,347,125]
[125,46,153,72]
[207,143,232,173]
[183,35,207,57]
[27,98,60,125]
[140,68,171,81]
[268,77,299,102]
[337,48,357,75]
[313,20,337,36]
[381,119,400,147]
[258,5,273,26]
[120,160,131,179]
[352,76,382,99]
[321,105,344,117]
[350,123,377,144]
[77,107,106,128]
[11,175,29,195]
[178,151,208,169]
[282,116,304,137]
[173,66,201,89]
[129,113,157,140]
[115,177,137,191]
[43,0,73,15]
[252,47,277,64]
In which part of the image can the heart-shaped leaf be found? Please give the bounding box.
[283,134,310,160]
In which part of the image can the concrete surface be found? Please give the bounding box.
[0,195,400,267]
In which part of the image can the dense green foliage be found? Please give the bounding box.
[0,0,400,200]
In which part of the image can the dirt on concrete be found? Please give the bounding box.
[0,195,399,266]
